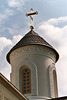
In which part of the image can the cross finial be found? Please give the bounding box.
[26,8,38,30]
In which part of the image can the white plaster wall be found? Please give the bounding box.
[9,45,56,98]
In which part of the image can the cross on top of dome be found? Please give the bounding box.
[26,8,38,30]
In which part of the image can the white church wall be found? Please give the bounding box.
[9,45,57,98]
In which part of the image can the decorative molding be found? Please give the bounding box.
[10,45,56,62]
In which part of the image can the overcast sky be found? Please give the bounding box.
[0,0,67,97]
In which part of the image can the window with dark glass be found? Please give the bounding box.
[22,68,31,94]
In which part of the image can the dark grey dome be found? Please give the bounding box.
[6,30,59,63]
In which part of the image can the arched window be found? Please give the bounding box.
[22,68,31,94]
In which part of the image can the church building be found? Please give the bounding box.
[0,9,67,100]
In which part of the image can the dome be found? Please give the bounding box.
[6,30,59,63]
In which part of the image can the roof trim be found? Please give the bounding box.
[0,73,28,100]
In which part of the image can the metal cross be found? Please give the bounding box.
[26,8,38,30]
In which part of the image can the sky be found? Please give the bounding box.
[0,0,67,97]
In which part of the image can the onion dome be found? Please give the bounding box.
[6,30,59,63]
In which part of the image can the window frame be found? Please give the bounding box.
[22,68,31,94]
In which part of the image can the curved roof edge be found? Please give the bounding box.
[6,30,59,63]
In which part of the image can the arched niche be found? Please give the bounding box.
[49,64,58,98]
[16,60,38,96]
[53,70,58,97]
